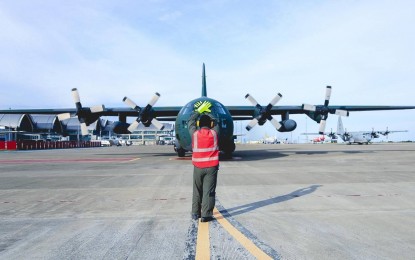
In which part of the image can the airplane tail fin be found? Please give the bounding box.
[202,63,207,97]
[337,116,345,135]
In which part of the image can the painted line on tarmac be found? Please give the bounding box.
[184,201,280,259]
[123,157,141,163]
[213,207,272,259]
[0,158,139,164]
[169,157,192,161]
[195,220,210,260]
[215,200,281,259]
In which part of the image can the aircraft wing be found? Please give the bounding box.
[227,106,302,120]
[322,105,415,112]
[382,130,408,133]
[300,132,333,135]
[377,130,409,135]
[0,108,78,115]
[226,105,415,120]
[0,107,182,118]
[2,105,414,120]
[226,103,415,133]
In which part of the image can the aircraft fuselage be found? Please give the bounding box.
[174,97,235,156]
[341,133,372,144]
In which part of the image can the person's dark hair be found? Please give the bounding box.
[199,114,212,128]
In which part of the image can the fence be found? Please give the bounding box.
[0,140,101,150]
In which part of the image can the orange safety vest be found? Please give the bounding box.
[192,128,219,168]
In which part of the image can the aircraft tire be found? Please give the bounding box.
[222,142,235,159]
[177,148,186,157]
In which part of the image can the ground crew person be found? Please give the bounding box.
[188,100,220,222]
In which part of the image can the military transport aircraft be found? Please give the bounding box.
[1,64,415,156]
[303,116,409,144]
[335,116,408,144]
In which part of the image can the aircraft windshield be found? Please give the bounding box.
[183,104,193,114]
[215,103,226,114]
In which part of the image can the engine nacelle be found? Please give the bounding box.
[111,121,130,134]
[277,119,297,132]
[306,111,322,123]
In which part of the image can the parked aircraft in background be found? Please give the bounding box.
[304,117,409,144]
[336,117,408,144]
[336,116,373,144]
[311,135,326,144]
[262,136,280,144]
[1,64,414,156]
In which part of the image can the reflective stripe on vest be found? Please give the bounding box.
[193,129,218,152]
[192,156,219,162]
[192,128,219,167]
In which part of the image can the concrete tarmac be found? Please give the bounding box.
[0,143,414,259]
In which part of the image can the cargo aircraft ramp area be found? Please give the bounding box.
[0,143,414,259]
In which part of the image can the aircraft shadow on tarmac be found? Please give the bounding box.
[98,148,382,161]
[219,185,321,218]
[223,149,289,161]
[293,150,373,155]
[223,149,372,161]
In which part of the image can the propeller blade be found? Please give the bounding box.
[245,94,259,106]
[128,120,140,132]
[80,123,89,136]
[57,113,71,121]
[71,88,81,104]
[151,118,165,130]
[246,118,258,131]
[123,97,139,110]
[148,92,160,107]
[269,93,282,107]
[324,86,332,106]
[302,104,316,111]
[319,120,327,134]
[124,92,162,130]
[269,117,282,130]
[90,105,105,113]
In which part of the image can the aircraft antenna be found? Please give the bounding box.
[202,63,207,97]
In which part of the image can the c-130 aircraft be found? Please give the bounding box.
[1,64,414,157]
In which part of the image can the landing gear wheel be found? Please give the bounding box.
[222,142,235,159]
[177,148,186,157]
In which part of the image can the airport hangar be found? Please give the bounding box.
[0,114,174,150]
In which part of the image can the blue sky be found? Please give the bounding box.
[1,0,414,142]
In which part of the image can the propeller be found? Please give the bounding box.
[58,88,104,136]
[382,127,390,136]
[370,127,380,138]
[343,128,351,139]
[328,128,337,139]
[123,92,164,133]
[245,93,283,131]
[302,86,349,134]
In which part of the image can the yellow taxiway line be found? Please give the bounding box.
[194,207,272,259]
[213,207,273,259]
[123,157,141,163]
[196,220,210,260]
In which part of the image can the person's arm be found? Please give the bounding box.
[187,111,199,135]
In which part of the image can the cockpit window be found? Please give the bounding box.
[183,104,193,114]
[182,101,227,115]
[215,103,226,115]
